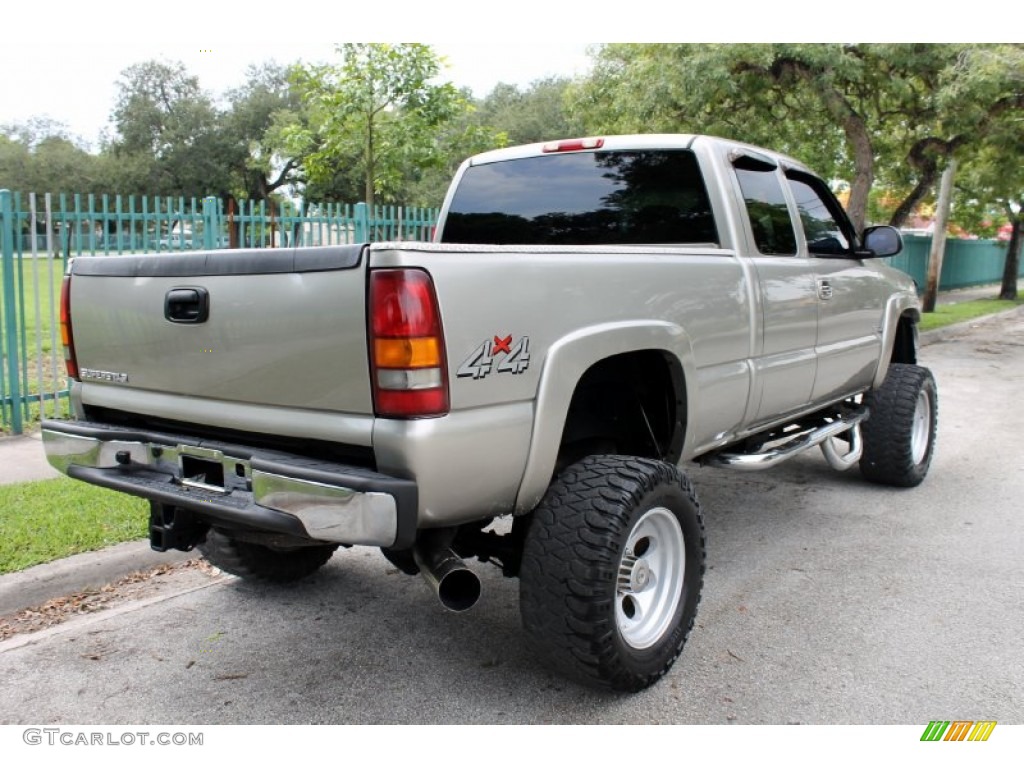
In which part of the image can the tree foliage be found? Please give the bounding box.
[222,62,306,203]
[572,44,1024,233]
[397,85,508,208]
[108,59,233,198]
[475,77,583,146]
[953,113,1024,299]
[9,42,1017,282]
[290,43,489,207]
[0,121,104,193]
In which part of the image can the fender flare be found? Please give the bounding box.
[513,320,696,514]
[872,290,921,389]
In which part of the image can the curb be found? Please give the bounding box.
[0,540,193,616]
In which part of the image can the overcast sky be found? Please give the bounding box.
[0,4,985,150]
[0,41,593,149]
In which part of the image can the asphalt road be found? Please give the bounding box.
[0,310,1021,725]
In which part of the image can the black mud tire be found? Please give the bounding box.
[199,529,339,583]
[380,546,419,575]
[519,455,705,692]
[860,363,938,487]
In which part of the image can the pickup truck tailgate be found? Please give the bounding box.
[68,245,373,416]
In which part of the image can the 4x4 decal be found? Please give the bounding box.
[457,335,531,379]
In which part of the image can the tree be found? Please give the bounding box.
[0,121,102,193]
[475,77,583,146]
[291,43,476,207]
[108,59,231,197]
[875,45,1024,231]
[0,131,32,190]
[997,203,1023,301]
[954,124,1024,300]
[28,135,100,192]
[222,62,306,204]
[572,44,1024,233]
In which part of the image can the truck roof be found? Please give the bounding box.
[465,133,811,176]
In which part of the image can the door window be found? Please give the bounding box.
[785,172,854,256]
[734,159,797,256]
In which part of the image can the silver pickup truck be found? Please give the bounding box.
[43,134,937,691]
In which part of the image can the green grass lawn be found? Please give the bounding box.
[1,256,66,355]
[919,297,1024,332]
[2,257,72,432]
[0,477,148,574]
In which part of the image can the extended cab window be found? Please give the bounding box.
[786,172,854,256]
[441,150,718,246]
[733,157,796,256]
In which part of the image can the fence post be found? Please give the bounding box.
[202,196,220,250]
[1,189,24,434]
[354,202,369,242]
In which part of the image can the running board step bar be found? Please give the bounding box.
[704,409,869,472]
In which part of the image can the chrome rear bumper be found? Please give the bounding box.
[41,420,417,548]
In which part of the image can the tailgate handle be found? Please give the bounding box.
[165,287,209,323]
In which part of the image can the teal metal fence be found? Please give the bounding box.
[1,189,437,434]
[890,234,1023,291]
[0,192,436,258]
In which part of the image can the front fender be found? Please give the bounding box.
[872,289,921,389]
[513,320,695,513]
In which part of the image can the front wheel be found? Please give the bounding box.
[519,456,705,691]
[860,363,938,487]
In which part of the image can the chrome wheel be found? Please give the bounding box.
[520,456,705,691]
[910,388,932,465]
[616,506,686,650]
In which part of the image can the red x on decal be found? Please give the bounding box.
[492,335,513,355]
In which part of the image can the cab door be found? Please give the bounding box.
[784,171,887,403]
[730,153,819,424]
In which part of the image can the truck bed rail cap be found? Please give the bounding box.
[71,245,366,277]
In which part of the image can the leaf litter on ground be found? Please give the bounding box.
[0,559,223,641]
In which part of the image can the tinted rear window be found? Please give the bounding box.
[440,150,718,246]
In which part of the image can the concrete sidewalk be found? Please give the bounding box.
[930,279,1021,305]
[0,431,60,484]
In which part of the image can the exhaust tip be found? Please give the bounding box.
[437,568,482,612]
[414,543,482,612]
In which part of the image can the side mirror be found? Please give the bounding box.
[857,225,903,258]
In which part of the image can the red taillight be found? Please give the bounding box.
[369,269,448,418]
[542,137,605,153]
[59,275,79,380]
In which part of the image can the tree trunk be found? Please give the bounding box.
[921,158,957,313]
[815,88,873,232]
[888,138,946,229]
[999,214,1021,301]
[845,133,873,233]
[745,56,873,230]
[225,195,239,249]
[365,117,375,209]
[889,170,938,229]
